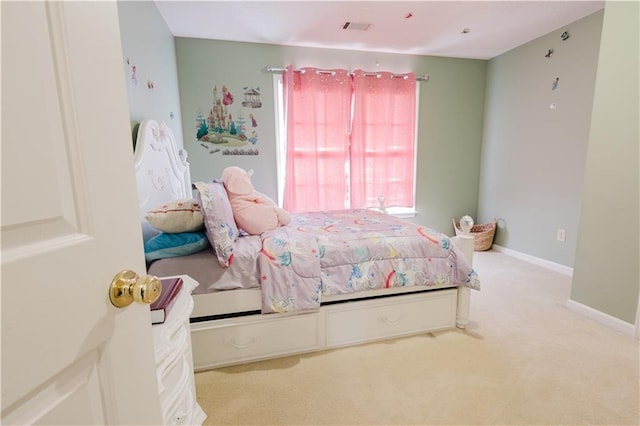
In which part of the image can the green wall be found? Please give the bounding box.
[571,1,639,324]
[175,38,486,233]
[478,11,604,267]
[117,1,183,149]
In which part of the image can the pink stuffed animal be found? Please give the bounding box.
[222,166,291,235]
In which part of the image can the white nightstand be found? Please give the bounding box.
[152,275,206,425]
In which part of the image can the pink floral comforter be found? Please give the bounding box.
[258,209,480,314]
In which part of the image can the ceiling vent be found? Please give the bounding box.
[342,22,371,31]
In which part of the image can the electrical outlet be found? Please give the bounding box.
[556,229,566,242]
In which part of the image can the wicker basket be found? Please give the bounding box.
[452,218,497,251]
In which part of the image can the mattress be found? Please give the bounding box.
[148,234,262,295]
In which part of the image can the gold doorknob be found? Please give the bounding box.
[109,270,162,308]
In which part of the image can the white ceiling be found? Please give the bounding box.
[154,1,604,60]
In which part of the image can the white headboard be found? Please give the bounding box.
[134,119,192,221]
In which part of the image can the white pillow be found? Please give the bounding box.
[145,198,204,233]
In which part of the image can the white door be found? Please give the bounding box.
[1,1,163,424]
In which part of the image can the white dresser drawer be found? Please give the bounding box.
[166,387,197,425]
[156,323,189,378]
[152,276,206,425]
[325,289,457,347]
[157,346,190,403]
[191,312,322,369]
[160,355,192,421]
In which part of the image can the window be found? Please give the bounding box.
[274,66,419,216]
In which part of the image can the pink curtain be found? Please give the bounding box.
[350,70,416,208]
[283,66,352,212]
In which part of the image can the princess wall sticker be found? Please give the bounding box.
[194,83,262,155]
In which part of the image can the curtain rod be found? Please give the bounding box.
[262,66,429,82]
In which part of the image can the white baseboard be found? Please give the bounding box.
[491,246,638,339]
[566,299,636,337]
[492,244,573,276]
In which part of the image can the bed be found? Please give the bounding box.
[135,119,479,371]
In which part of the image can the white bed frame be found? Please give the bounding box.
[135,119,474,371]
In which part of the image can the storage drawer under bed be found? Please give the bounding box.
[190,288,459,371]
[324,289,457,347]
[190,312,322,370]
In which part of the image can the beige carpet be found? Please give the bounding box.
[194,250,640,425]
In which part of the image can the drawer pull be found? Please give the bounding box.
[378,315,404,325]
[225,337,258,349]
[173,413,188,425]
